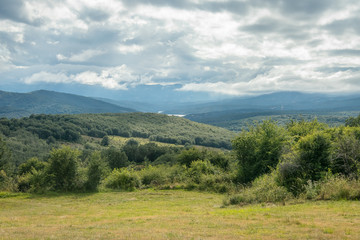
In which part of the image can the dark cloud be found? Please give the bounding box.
[0,0,30,23]
[0,0,43,25]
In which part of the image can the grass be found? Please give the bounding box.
[0,190,360,239]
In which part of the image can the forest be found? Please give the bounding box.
[0,113,360,204]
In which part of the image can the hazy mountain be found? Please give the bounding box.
[0,90,136,118]
[165,92,360,115]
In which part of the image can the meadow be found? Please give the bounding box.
[1,190,360,240]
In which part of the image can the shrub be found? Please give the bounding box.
[232,120,287,183]
[47,146,80,191]
[226,173,292,205]
[18,157,46,176]
[17,168,50,193]
[298,132,331,181]
[0,170,18,192]
[86,152,109,191]
[139,165,169,186]
[103,169,140,191]
[276,157,304,196]
[317,175,360,200]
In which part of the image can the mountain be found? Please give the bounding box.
[0,90,136,118]
[165,92,360,115]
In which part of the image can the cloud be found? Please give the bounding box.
[23,65,150,90]
[57,49,105,62]
[1,0,360,98]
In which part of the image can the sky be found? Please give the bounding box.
[1,0,360,100]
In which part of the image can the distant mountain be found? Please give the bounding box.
[0,90,136,118]
[165,92,360,114]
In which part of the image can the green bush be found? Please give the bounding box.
[103,169,140,191]
[0,170,18,192]
[226,173,292,205]
[17,168,50,193]
[86,152,109,191]
[139,165,169,186]
[232,120,287,183]
[47,146,80,191]
[317,175,360,200]
[298,131,331,181]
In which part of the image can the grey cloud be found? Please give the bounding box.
[324,18,360,35]
[0,0,43,25]
[0,0,28,23]
[121,0,192,9]
[327,49,360,57]
[241,17,310,41]
[78,7,111,22]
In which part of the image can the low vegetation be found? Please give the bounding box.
[1,114,360,205]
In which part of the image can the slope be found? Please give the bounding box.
[0,90,136,118]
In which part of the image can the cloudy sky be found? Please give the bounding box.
[1,0,360,99]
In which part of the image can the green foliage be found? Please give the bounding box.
[47,146,80,191]
[100,135,110,146]
[17,168,50,193]
[177,147,203,167]
[102,147,129,169]
[0,170,17,192]
[298,131,331,181]
[0,136,12,174]
[18,157,46,176]
[86,152,109,191]
[226,173,292,205]
[331,129,360,177]
[287,119,327,141]
[103,169,140,191]
[276,159,304,196]
[139,165,169,186]
[301,174,360,200]
[232,120,287,183]
[345,114,360,127]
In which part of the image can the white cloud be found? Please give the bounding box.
[118,44,144,54]
[24,71,70,84]
[23,65,151,90]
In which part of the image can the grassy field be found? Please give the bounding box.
[1,190,360,240]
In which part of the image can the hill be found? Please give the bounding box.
[0,90,136,118]
[0,113,235,164]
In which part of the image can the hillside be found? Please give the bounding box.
[0,112,234,153]
[0,90,136,118]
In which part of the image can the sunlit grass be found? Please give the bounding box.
[1,190,359,239]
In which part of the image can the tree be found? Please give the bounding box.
[345,115,360,127]
[0,136,11,174]
[232,120,287,183]
[103,147,129,169]
[298,132,331,181]
[101,135,110,146]
[47,146,80,191]
[178,147,203,167]
[86,152,108,191]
